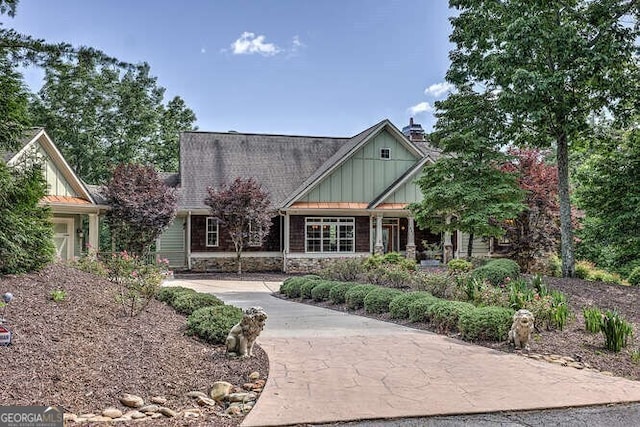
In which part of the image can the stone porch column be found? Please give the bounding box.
[88,213,99,251]
[374,214,384,255]
[406,217,416,260]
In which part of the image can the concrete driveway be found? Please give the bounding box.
[170,278,640,426]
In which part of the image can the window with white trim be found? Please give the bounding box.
[206,217,219,247]
[305,217,355,253]
[380,148,391,159]
[248,220,262,247]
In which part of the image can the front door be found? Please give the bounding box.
[51,218,74,261]
[382,219,399,253]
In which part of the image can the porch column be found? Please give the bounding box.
[283,212,290,272]
[374,214,384,255]
[88,213,99,252]
[406,217,416,260]
[186,211,192,270]
[444,216,454,263]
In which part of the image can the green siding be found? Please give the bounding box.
[158,217,186,268]
[32,142,77,197]
[381,174,424,205]
[301,130,419,203]
[459,234,491,257]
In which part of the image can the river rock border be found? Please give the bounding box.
[63,371,265,423]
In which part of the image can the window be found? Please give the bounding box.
[380,148,391,159]
[305,217,355,253]
[206,217,219,247]
[248,220,262,247]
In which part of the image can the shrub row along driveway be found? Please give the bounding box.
[170,278,640,427]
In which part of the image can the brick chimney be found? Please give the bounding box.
[402,117,425,142]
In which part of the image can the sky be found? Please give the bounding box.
[8,0,456,137]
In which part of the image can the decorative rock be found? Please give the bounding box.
[150,396,167,405]
[87,416,113,422]
[120,393,144,408]
[228,402,253,414]
[150,413,164,419]
[139,404,160,413]
[187,391,209,399]
[601,371,614,376]
[210,381,233,401]
[254,379,266,388]
[102,408,123,419]
[568,362,585,369]
[196,396,218,407]
[226,405,242,416]
[125,410,147,420]
[227,392,257,403]
[78,413,96,419]
[183,408,202,419]
[243,382,255,390]
[248,371,260,381]
[159,407,178,418]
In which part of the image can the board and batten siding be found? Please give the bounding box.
[458,234,491,258]
[300,130,419,203]
[27,141,77,197]
[157,217,186,268]
[380,173,424,205]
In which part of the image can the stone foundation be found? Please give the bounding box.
[191,256,283,272]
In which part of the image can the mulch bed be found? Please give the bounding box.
[0,265,268,426]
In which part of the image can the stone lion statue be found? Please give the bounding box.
[226,307,268,358]
[508,309,535,350]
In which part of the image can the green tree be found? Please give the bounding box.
[154,97,197,172]
[0,53,31,150]
[0,161,54,274]
[447,0,639,276]
[574,126,640,276]
[410,88,524,257]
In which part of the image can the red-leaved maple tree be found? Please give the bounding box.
[103,163,177,256]
[501,149,560,273]
[204,177,272,274]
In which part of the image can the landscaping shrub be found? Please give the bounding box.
[458,306,514,341]
[329,282,357,304]
[574,260,594,280]
[507,279,535,310]
[601,310,633,352]
[583,306,603,333]
[363,252,417,272]
[172,292,223,315]
[389,291,433,319]
[280,277,307,298]
[365,264,414,288]
[156,286,196,305]
[447,259,473,273]
[413,272,453,298]
[574,261,623,284]
[550,290,570,331]
[427,300,475,333]
[363,287,403,314]
[300,279,322,299]
[311,281,337,301]
[408,295,441,323]
[473,281,509,308]
[186,304,243,344]
[319,258,365,282]
[471,258,520,286]
[628,267,640,287]
[344,284,378,310]
[72,251,108,277]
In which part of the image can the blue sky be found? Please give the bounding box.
[9,0,455,136]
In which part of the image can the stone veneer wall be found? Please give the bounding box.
[285,257,339,274]
[191,256,283,272]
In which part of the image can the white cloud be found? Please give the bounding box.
[292,35,303,49]
[408,102,433,115]
[200,47,206,54]
[424,82,455,97]
[230,32,281,56]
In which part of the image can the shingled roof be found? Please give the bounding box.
[178,131,349,210]
[1,128,44,163]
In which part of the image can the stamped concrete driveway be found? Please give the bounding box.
[170,278,640,426]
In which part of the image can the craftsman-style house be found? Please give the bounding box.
[156,119,491,272]
[2,128,104,261]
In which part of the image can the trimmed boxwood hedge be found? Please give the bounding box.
[300,279,322,299]
[280,277,307,298]
[471,258,521,286]
[427,300,476,333]
[329,282,357,304]
[186,304,243,344]
[172,292,223,315]
[389,291,434,319]
[408,295,441,322]
[458,306,514,341]
[363,287,404,314]
[156,286,197,305]
[345,284,378,310]
[311,281,337,301]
